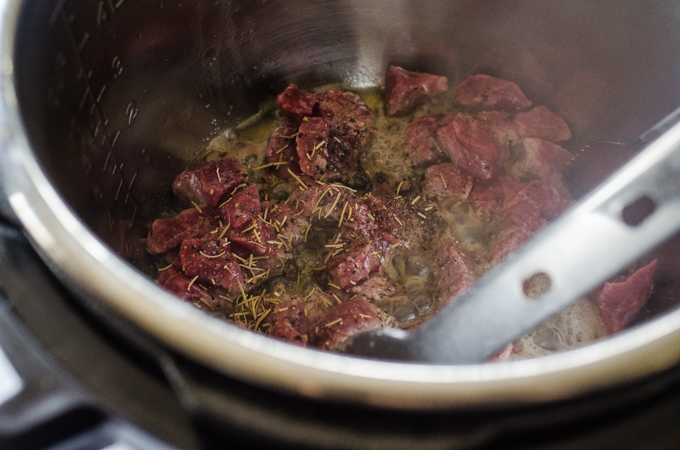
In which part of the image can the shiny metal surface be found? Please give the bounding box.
[1,0,680,408]
[346,109,680,363]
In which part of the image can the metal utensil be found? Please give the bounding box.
[343,108,680,364]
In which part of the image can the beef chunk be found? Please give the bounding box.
[262,201,310,246]
[179,238,245,296]
[290,185,377,238]
[157,266,220,310]
[454,74,532,112]
[436,113,507,180]
[404,112,455,168]
[429,238,477,307]
[325,238,389,289]
[423,163,474,199]
[172,159,248,209]
[265,124,300,179]
[219,185,261,230]
[311,299,390,351]
[384,65,449,117]
[363,194,445,250]
[598,260,658,334]
[469,176,525,221]
[346,275,402,303]
[228,218,292,278]
[508,138,573,197]
[488,202,545,265]
[268,298,308,346]
[296,117,331,178]
[147,208,217,254]
[488,180,571,264]
[314,90,375,183]
[277,84,315,124]
[478,106,571,143]
[268,291,334,346]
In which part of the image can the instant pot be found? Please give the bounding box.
[2,0,680,448]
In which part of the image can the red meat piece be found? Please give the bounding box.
[296,117,331,178]
[325,239,388,289]
[509,138,573,197]
[314,90,375,181]
[228,218,291,276]
[454,74,532,112]
[262,201,310,246]
[429,238,477,307]
[311,299,389,351]
[179,238,244,295]
[489,180,571,264]
[147,208,217,254]
[423,163,474,199]
[489,202,545,265]
[598,260,658,335]
[436,113,506,180]
[384,65,449,117]
[277,84,315,124]
[469,176,525,221]
[218,185,261,230]
[265,124,300,179]
[268,298,308,346]
[172,159,248,209]
[404,112,455,168]
[157,266,217,308]
[478,106,571,143]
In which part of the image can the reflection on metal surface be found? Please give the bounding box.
[0,344,22,406]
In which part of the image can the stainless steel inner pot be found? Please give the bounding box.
[2,0,680,409]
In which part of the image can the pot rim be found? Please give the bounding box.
[2,0,680,410]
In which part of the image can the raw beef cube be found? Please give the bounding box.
[429,238,477,307]
[179,238,245,295]
[311,299,390,351]
[436,113,506,180]
[157,266,218,310]
[345,274,402,304]
[268,298,308,346]
[296,117,330,178]
[479,106,571,143]
[262,202,310,246]
[404,112,455,167]
[325,239,387,289]
[172,159,248,209]
[509,138,573,197]
[488,203,545,265]
[277,84,315,124]
[454,74,532,112]
[598,259,658,335]
[314,90,375,182]
[265,124,300,179]
[384,65,449,117]
[147,208,217,254]
[469,176,525,221]
[219,185,261,230]
[423,163,474,199]
[228,218,291,277]
[509,180,572,221]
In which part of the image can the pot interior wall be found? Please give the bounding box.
[12,0,680,289]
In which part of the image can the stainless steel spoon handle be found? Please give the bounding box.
[346,114,680,364]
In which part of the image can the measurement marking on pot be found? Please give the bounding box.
[97,1,105,25]
[115,0,125,9]
[49,0,67,26]
[78,33,90,51]
[111,130,120,148]
[59,6,139,224]
[96,85,106,103]
[79,86,90,109]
